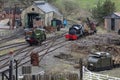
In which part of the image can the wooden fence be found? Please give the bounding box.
[1,66,120,80]
[19,73,79,80]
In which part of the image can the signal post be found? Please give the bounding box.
[9,51,14,80]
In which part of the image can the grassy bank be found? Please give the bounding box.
[55,0,120,11]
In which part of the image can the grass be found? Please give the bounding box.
[55,0,120,11]
[78,0,120,11]
[0,37,25,55]
[0,48,17,55]
[0,38,25,47]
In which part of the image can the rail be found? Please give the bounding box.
[0,27,24,38]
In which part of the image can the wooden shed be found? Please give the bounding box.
[21,1,63,28]
[104,12,120,32]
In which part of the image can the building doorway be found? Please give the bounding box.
[27,13,39,28]
[111,18,115,31]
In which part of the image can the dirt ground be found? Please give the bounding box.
[40,32,120,78]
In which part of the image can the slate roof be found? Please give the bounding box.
[104,12,120,19]
[34,1,62,16]
[114,12,120,17]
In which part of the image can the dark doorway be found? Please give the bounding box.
[27,13,39,28]
[111,18,115,31]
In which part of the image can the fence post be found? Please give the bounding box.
[79,58,83,80]
[14,59,18,80]
[2,73,4,80]
[2,72,9,80]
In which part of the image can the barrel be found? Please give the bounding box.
[30,52,39,66]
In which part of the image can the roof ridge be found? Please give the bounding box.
[114,12,120,17]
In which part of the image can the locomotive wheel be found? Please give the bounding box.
[29,43,33,46]
[88,66,94,71]
[38,42,42,46]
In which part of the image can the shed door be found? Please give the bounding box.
[27,13,39,28]
[111,18,115,31]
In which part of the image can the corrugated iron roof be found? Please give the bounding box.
[104,12,120,19]
[114,12,120,17]
[34,1,62,16]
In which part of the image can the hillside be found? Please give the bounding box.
[52,0,120,21]
[54,0,120,11]
[0,0,120,10]
[0,0,120,20]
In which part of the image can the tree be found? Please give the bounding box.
[47,0,57,3]
[0,0,4,10]
[91,0,116,24]
[53,0,79,17]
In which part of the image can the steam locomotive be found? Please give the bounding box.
[65,23,96,40]
[65,24,84,40]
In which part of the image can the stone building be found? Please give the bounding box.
[21,1,63,28]
[104,12,120,33]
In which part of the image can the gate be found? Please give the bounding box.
[83,66,120,80]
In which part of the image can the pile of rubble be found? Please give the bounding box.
[69,33,120,54]
[78,33,120,47]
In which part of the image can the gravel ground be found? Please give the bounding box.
[39,32,120,78]
[40,44,79,74]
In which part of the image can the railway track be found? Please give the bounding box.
[0,46,36,71]
[0,42,28,62]
[0,31,68,73]
[0,42,26,51]
[18,37,68,66]
[0,28,24,44]
[0,31,67,56]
